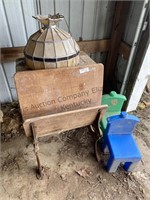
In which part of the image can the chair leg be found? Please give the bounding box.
[101,140,109,154]
[95,139,102,162]
[106,156,120,173]
[124,161,139,172]
[31,124,45,179]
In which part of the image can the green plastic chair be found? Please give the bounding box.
[100,91,126,134]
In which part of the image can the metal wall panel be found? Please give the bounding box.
[82,0,97,40]
[0,63,13,102]
[0,0,116,46]
[93,0,115,40]
[1,0,138,103]
[2,0,27,46]
[123,1,144,45]
[2,62,17,101]
[55,0,70,31]
[70,0,83,41]
[0,0,12,47]
[21,0,37,38]
[40,0,54,16]
[115,1,144,92]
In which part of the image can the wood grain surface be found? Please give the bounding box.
[15,63,104,121]
[24,105,107,137]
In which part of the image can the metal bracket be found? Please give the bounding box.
[31,123,45,179]
[90,110,104,162]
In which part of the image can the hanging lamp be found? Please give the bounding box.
[24,13,80,69]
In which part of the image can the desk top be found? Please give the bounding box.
[15,53,104,121]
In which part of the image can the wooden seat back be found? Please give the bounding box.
[24,105,107,137]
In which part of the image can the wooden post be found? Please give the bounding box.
[104,1,131,93]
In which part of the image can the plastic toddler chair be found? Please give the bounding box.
[102,112,142,172]
[100,91,126,134]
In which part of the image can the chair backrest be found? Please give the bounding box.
[106,112,139,135]
[102,91,126,113]
[24,105,107,137]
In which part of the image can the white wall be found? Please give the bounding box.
[126,44,150,112]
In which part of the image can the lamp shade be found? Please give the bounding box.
[24,14,80,69]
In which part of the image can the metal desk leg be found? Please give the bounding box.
[90,111,104,162]
[31,123,45,179]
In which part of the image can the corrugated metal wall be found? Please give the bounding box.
[0,0,144,103]
[0,0,116,46]
[0,0,116,102]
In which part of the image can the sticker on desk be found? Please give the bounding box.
[79,67,90,74]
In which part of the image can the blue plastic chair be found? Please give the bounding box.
[102,112,142,173]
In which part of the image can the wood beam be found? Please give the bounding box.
[0,40,131,63]
[118,42,131,60]
[1,46,25,62]
[78,39,110,54]
[104,1,131,93]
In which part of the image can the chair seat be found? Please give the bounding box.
[107,134,142,160]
